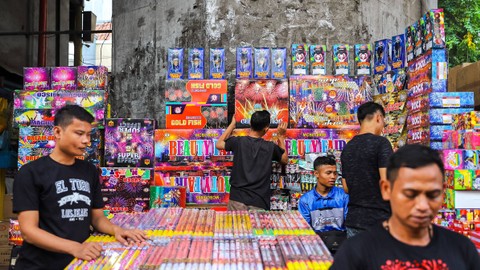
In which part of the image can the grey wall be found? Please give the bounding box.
[112,0,436,127]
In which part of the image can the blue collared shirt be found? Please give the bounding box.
[298,186,349,233]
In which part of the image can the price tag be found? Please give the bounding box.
[442,97,460,108]
[442,114,453,124]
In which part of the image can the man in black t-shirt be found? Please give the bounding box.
[13,105,147,270]
[331,144,480,269]
[216,110,288,210]
[341,102,393,237]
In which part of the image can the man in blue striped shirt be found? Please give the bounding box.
[298,156,349,253]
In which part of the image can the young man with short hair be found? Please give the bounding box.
[340,101,393,237]
[13,105,147,269]
[298,156,348,254]
[331,144,480,269]
[216,110,288,210]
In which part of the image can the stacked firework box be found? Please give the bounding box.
[102,119,155,213]
[65,209,333,269]
[14,66,107,168]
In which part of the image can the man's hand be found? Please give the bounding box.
[71,242,102,261]
[277,122,287,137]
[113,227,147,245]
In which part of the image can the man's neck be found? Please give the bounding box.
[386,217,432,246]
[49,148,76,165]
[249,130,264,139]
[359,124,378,135]
[316,184,331,196]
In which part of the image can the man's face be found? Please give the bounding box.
[54,118,92,157]
[382,164,444,230]
[314,164,338,189]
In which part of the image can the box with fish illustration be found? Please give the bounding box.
[291,44,309,75]
[254,47,271,79]
[167,48,184,80]
[310,45,327,75]
[209,48,225,79]
[271,47,287,79]
[104,118,155,167]
[165,104,228,129]
[234,79,289,128]
[77,66,108,90]
[164,80,227,103]
[332,44,350,75]
[100,167,151,213]
[51,67,77,90]
[391,34,405,70]
[236,47,253,79]
[354,44,372,75]
[188,48,204,80]
[374,39,391,74]
[150,186,186,208]
[23,67,50,90]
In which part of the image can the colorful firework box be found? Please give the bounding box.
[431,141,443,150]
[391,34,405,70]
[429,92,474,108]
[406,109,472,130]
[209,48,225,79]
[18,148,52,168]
[452,111,480,130]
[406,25,415,63]
[445,170,475,190]
[289,75,373,128]
[443,130,480,150]
[14,108,104,128]
[167,48,184,80]
[77,66,108,90]
[354,44,372,75]
[254,47,271,79]
[407,126,430,145]
[332,44,350,75]
[374,39,391,74]
[236,47,253,79]
[104,118,155,168]
[431,9,446,49]
[310,45,327,75]
[291,44,309,75]
[150,186,186,208]
[430,125,452,140]
[51,67,77,90]
[154,129,232,167]
[271,47,287,79]
[188,48,204,80]
[23,67,50,90]
[234,79,289,128]
[407,50,447,97]
[165,104,228,129]
[374,68,407,94]
[373,90,408,131]
[100,168,151,213]
[443,150,480,171]
[414,18,425,58]
[164,79,227,103]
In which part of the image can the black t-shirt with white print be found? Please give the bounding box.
[13,156,104,270]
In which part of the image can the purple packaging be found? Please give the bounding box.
[188,48,204,80]
[332,44,350,75]
[391,34,405,70]
[271,47,287,79]
[51,67,77,90]
[354,44,372,75]
[374,39,391,74]
[254,47,271,79]
[104,118,155,167]
[310,45,327,75]
[77,66,108,90]
[414,19,424,58]
[209,48,225,79]
[291,44,309,75]
[167,48,184,80]
[236,47,253,79]
[406,25,415,63]
[24,67,50,90]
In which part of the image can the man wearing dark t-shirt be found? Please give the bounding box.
[331,144,480,269]
[341,102,393,237]
[13,105,147,270]
[216,110,288,210]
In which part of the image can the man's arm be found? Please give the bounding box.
[91,209,146,245]
[18,211,102,261]
[342,178,349,194]
[276,122,288,165]
[216,117,236,150]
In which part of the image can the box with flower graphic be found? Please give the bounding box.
[51,67,77,90]
[23,67,50,90]
[77,66,108,90]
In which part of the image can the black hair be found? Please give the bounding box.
[54,104,94,128]
[357,101,385,123]
[250,110,270,131]
[387,144,444,184]
[313,156,336,170]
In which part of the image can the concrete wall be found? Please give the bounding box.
[0,0,70,75]
[112,0,436,126]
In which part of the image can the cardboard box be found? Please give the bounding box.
[332,44,350,75]
[23,67,50,90]
[291,44,309,75]
[167,48,184,80]
[51,67,77,90]
[2,195,16,220]
[429,92,474,108]
[0,220,8,245]
[77,66,108,90]
[236,47,253,79]
[374,39,391,74]
[150,186,187,208]
[271,48,287,79]
[456,61,480,92]
[0,245,11,266]
[443,150,463,170]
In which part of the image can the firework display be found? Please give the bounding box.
[23,67,50,90]
[167,48,184,80]
[77,65,108,90]
[104,118,155,168]
[51,67,77,90]
[289,75,373,129]
[234,79,289,128]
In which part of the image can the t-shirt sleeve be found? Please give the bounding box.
[330,237,365,269]
[378,137,393,168]
[224,136,237,152]
[272,144,285,162]
[91,166,105,209]
[464,236,480,269]
[298,197,311,226]
[13,166,39,213]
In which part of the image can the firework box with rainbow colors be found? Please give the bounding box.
[154,129,232,167]
[23,67,50,90]
[77,65,108,90]
[100,167,152,213]
[17,148,52,168]
[234,79,289,128]
[289,75,373,128]
[51,66,77,90]
[165,104,228,129]
[104,118,155,168]
[164,80,227,103]
[407,50,447,98]
[150,186,186,208]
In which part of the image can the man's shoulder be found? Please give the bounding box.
[331,187,348,197]
[434,225,474,244]
[18,156,49,171]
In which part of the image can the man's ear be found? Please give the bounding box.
[380,179,392,201]
[53,126,62,140]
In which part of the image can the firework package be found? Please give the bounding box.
[354,44,372,75]
[150,186,187,208]
[104,118,155,167]
[23,67,50,90]
[234,79,289,128]
[374,68,407,95]
[407,50,448,98]
[77,65,108,90]
[452,111,480,130]
[188,48,204,79]
[236,47,253,79]
[310,45,327,75]
[373,39,391,74]
[167,48,184,80]
[271,47,287,79]
[332,44,350,75]
[209,48,225,79]
[373,90,408,150]
[254,47,271,79]
[100,168,152,213]
[391,34,406,70]
[291,44,309,75]
[51,66,77,90]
